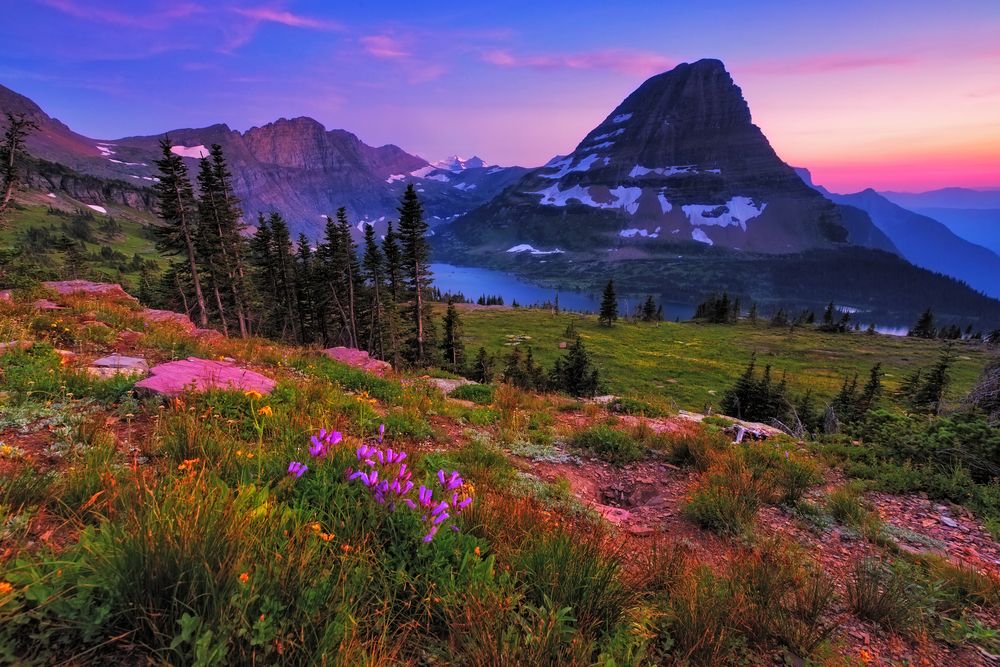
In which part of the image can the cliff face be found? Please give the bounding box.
[441,59,888,255]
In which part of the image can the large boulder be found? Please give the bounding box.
[135,357,276,396]
[42,280,136,302]
[140,308,196,332]
[321,347,392,376]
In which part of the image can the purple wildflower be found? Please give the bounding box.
[287,461,308,478]
[378,422,385,443]
[309,429,343,458]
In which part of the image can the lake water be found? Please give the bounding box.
[430,263,696,319]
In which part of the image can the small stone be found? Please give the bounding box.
[939,516,959,528]
[558,341,568,349]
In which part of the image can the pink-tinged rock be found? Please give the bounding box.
[92,354,148,370]
[321,347,392,376]
[193,328,225,341]
[0,290,12,303]
[0,340,32,354]
[33,299,65,311]
[135,357,276,396]
[140,308,196,332]
[42,280,136,302]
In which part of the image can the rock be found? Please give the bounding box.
[592,395,617,405]
[0,340,32,354]
[54,349,75,363]
[0,290,12,302]
[939,516,959,528]
[87,366,146,380]
[92,354,148,370]
[42,280,136,302]
[33,299,64,311]
[140,308,196,332]
[135,357,276,396]
[558,341,568,349]
[422,377,475,394]
[192,328,225,341]
[321,347,392,376]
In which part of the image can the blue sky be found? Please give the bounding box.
[2,0,999,190]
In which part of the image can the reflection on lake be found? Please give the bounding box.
[429,263,696,320]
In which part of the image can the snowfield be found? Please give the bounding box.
[170,145,209,159]
[691,228,713,245]
[611,113,633,123]
[682,197,767,230]
[532,183,642,214]
[540,153,606,180]
[506,244,565,255]
[87,204,108,214]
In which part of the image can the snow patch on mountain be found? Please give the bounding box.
[592,128,625,141]
[385,174,406,183]
[657,192,673,214]
[453,183,477,191]
[629,165,721,178]
[683,197,766,230]
[87,204,108,214]
[96,144,115,156]
[691,228,713,245]
[619,226,661,239]
[612,113,633,123]
[581,141,615,153]
[432,155,487,171]
[170,144,208,159]
[532,183,642,213]
[506,244,564,255]
[424,173,450,183]
[540,153,604,180]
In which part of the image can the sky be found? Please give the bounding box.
[1,0,998,192]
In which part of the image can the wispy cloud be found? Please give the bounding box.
[481,48,674,76]
[36,0,204,29]
[232,6,344,32]
[360,35,410,59]
[745,53,917,75]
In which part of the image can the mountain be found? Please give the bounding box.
[0,83,526,239]
[880,187,1000,210]
[877,188,1000,258]
[439,58,895,257]
[798,170,1000,298]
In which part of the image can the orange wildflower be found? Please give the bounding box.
[239,572,249,584]
[0,582,13,595]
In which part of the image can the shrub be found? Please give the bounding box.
[683,452,770,536]
[1,466,52,511]
[607,396,663,417]
[847,558,926,632]
[569,425,644,464]
[827,485,884,540]
[772,453,823,504]
[665,567,740,665]
[449,383,495,405]
[515,531,632,639]
[664,429,729,470]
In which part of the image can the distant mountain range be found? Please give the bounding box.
[2,63,998,324]
[0,83,525,239]
[798,171,1000,298]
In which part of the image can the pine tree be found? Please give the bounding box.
[361,223,386,358]
[599,279,617,326]
[857,363,883,414]
[907,344,955,414]
[293,233,318,343]
[152,137,209,327]
[641,295,657,322]
[440,298,465,372]
[267,213,300,341]
[205,144,250,337]
[550,336,601,397]
[0,112,38,225]
[908,308,936,339]
[748,302,758,324]
[471,346,494,383]
[397,185,433,364]
[336,208,360,348]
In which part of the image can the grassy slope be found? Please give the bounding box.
[0,201,162,290]
[455,304,991,411]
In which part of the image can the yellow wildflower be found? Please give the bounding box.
[177,458,200,472]
[244,390,264,400]
[257,405,273,417]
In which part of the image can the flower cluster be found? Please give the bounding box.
[309,429,342,458]
[349,444,413,509]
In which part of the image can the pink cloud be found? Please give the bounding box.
[481,48,674,76]
[37,0,204,28]
[745,53,917,75]
[361,35,411,59]
[232,6,343,32]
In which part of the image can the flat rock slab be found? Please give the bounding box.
[42,281,136,301]
[135,357,276,396]
[87,366,147,380]
[92,354,148,370]
[33,299,65,311]
[321,347,392,376]
[422,377,475,394]
[140,308,196,332]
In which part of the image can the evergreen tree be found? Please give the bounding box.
[549,336,601,397]
[857,362,883,414]
[152,137,209,327]
[336,208,360,348]
[361,223,386,358]
[908,308,936,339]
[470,346,495,383]
[0,112,38,225]
[748,302,758,324]
[293,233,319,343]
[641,295,657,322]
[906,344,956,414]
[599,279,617,326]
[267,213,300,341]
[396,185,433,364]
[440,298,465,373]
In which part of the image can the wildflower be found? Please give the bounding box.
[377,423,385,443]
[244,389,264,400]
[287,461,308,478]
[177,458,200,472]
[341,544,351,553]
[257,405,273,417]
[474,546,481,557]
[309,522,321,532]
[0,582,12,595]
[319,532,335,542]
[239,572,249,584]
[309,429,342,458]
